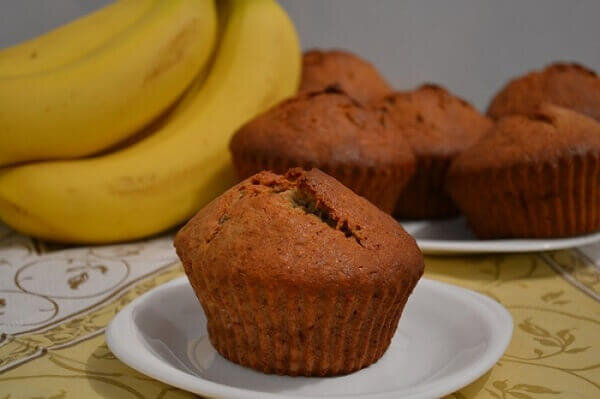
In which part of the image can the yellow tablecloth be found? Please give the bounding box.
[1,236,599,397]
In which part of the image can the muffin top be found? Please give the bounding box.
[230,87,415,170]
[300,49,392,104]
[174,168,424,289]
[487,63,600,121]
[373,84,492,157]
[449,104,600,174]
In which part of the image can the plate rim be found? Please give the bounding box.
[106,276,513,399]
[399,219,600,254]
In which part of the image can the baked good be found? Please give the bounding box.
[300,49,392,104]
[230,87,416,213]
[373,84,492,219]
[446,104,600,238]
[487,63,600,121]
[174,168,424,376]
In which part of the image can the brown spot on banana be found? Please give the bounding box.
[0,194,59,234]
[144,18,200,84]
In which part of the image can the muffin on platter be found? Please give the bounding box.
[230,86,416,213]
[373,84,492,219]
[487,62,600,122]
[447,104,600,238]
[174,168,424,376]
[300,49,392,104]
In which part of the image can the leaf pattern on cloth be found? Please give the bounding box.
[486,379,561,399]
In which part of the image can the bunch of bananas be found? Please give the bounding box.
[0,0,301,243]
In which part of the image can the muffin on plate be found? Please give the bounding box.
[373,84,492,219]
[230,87,416,213]
[174,168,424,376]
[487,63,600,122]
[300,49,392,104]
[446,104,600,238]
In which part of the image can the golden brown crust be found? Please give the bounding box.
[373,84,492,219]
[300,49,392,104]
[174,168,424,376]
[487,63,600,122]
[230,88,416,213]
[447,104,600,238]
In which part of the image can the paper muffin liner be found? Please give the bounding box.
[190,268,416,376]
[393,156,459,219]
[231,151,413,214]
[449,152,600,238]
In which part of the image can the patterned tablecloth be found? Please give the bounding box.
[0,221,599,398]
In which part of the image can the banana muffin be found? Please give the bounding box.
[487,63,600,122]
[230,87,416,213]
[300,49,392,104]
[174,168,424,376]
[373,84,492,219]
[447,104,600,238]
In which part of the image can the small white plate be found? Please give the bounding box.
[400,217,600,255]
[107,276,513,399]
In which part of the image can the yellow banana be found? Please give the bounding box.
[0,0,217,166]
[0,0,156,77]
[0,0,301,244]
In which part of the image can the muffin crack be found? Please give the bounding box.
[528,112,555,125]
[204,213,230,244]
[287,189,365,247]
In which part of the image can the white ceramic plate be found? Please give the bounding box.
[107,276,513,399]
[400,217,600,255]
